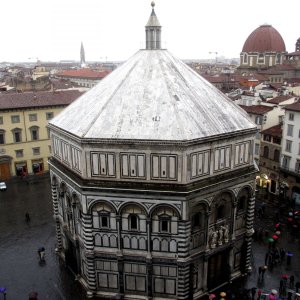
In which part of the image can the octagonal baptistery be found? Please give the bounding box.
[48,4,257,300]
[240,24,286,72]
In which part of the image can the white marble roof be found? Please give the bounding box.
[50,50,256,141]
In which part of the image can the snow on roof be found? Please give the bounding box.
[50,49,256,142]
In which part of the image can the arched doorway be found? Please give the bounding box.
[207,249,230,289]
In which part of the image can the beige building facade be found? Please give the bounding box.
[0,90,83,180]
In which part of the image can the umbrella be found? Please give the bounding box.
[268,237,274,243]
[220,292,226,297]
[271,289,278,295]
[220,298,225,300]
[38,247,45,252]
[289,212,293,216]
[287,252,293,257]
[272,235,279,240]
[275,231,281,235]
[281,274,289,279]
[0,287,7,293]
[275,223,280,228]
[288,217,293,222]
[209,294,216,299]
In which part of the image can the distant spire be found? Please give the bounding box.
[296,37,300,52]
[145,1,162,50]
[80,42,86,67]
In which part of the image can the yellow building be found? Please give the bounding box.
[0,90,83,180]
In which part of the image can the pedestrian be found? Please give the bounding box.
[25,212,30,223]
[296,281,300,293]
[287,291,293,300]
[261,265,267,278]
[257,289,262,300]
[290,275,295,289]
[251,287,257,300]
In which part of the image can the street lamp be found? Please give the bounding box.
[0,287,7,300]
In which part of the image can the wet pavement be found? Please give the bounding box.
[0,177,85,300]
[234,191,300,299]
[1,178,300,300]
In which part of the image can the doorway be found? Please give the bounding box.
[207,250,230,290]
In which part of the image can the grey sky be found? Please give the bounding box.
[2,0,299,62]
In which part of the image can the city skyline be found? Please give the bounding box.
[1,0,299,63]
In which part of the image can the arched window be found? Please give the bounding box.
[129,214,138,231]
[274,149,280,162]
[243,53,248,64]
[192,211,205,230]
[276,54,281,64]
[258,54,264,64]
[237,196,246,212]
[0,129,5,144]
[11,128,22,143]
[217,204,225,220]
[29,126,39,141]
[263,146,269,159]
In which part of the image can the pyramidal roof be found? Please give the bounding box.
[50,3,255,142]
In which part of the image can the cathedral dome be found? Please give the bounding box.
[50,49,255,142]
[242,24,286,53]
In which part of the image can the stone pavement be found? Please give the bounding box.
[241,192,300,299]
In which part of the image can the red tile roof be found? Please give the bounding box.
[56,68,111,79]
[261,124,282,137]
[242,25,286,52]
[267,95,294,104]
[0,90,84,110]
[239,104,273,115]
[284,100,300,112]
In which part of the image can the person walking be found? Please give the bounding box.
[290,275,295,289]
[25,212,30,223]
[257,289,262,300]
[251,287,257,300]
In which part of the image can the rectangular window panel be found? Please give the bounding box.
[225,146,231,167]
[122,154,129,176]
[214,149,219,171]
[108,274,118,289]
[169,156,176,179]
[92,153,99,175]
[160,156,167,178]
[204,151,209,174]
[198,152,203,174]
[100,154,107,175]
[240,143,245,164]
[234,145,239,165]
[220,148,225,169]
[154,278,164,293]
[130,155,136,177]
[137,155,145,177]
[245,142,249,163]
[191,154,197,177]
[152,156,159,178]
[98,273,108,288]
[165,279,176,295]
[107,154,115,176]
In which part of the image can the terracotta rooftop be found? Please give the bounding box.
[0,90,84,110]
[239,105,273,115]
[261,124,282,137]
[267,95,294,104]
[284,100,300,112]
[56,68,111,79]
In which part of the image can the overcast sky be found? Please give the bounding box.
[2,0,299,62]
